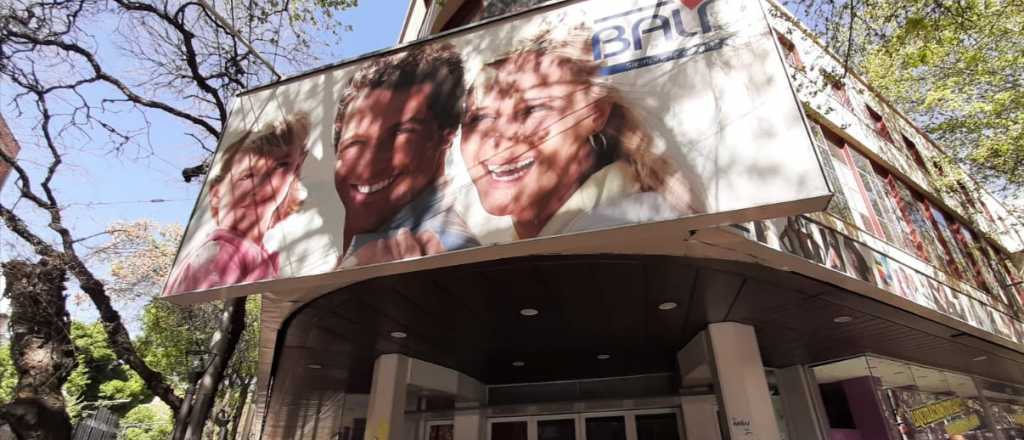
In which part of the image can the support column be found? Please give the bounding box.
[364,354,410,440]
[776,365,827,440]
[681,396,723,440]
[707,322,781,440]
[453,404,486,440]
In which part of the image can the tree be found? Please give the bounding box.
[782,0,1024,210]
[63,322,152,421]
[858,1,1024,198]
[120,401,174,440]
[0,0,359,437]
[0,259,75,439]
[100,220,260,437]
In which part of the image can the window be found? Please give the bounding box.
[776,31,803,69]
[815,121,1014,294]
[831,80,855,112]
[849,151,912,249]
[925,204,973,280]
[864,105,895,144]
[441,0,483,31]
[821,127,880,234]
[885,178,947,267]
[809,122,853,222]
[900,135,929,175]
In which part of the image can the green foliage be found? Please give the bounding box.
[856,0,1024,197]
[136,296,261,392]
[120,401,173,440]
[65,322,152,420]
[0,344,16,402]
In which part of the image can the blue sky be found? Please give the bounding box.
[1,0,409,322]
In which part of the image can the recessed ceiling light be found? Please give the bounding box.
[657,302,678,311]
[972,356,988,361]
[306,363,323,369]
[833,315,853,323]
[597,354,611,360]
[512,361,525,367]
[390,331,407,339]
[520,308,539,317]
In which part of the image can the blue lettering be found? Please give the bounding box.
[671,9,698,37]
[697,0,719,33]
[631,15,672,51]
[592,25,630,60]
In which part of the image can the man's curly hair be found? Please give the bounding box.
[334,42,465,151]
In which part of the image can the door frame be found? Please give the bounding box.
[487,407,682,440]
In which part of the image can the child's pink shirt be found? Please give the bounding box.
[164,229,279,295]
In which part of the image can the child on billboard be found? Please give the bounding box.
[164,114,311,295]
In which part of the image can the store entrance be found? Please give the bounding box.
[488,409,682,440]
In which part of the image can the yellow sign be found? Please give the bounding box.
[909,398,966,427]
[945,414,981,436]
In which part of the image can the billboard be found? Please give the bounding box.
[163,0,832,300]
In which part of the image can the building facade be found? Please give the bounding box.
[167,0,1024,439]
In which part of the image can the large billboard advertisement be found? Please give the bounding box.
[163,0,832,300]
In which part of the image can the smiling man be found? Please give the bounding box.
[333,42,479,266]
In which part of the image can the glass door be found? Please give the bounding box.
[491,418,529,440]
[537,417,578,440]
[489,409,681,440]
[583,415,627,440]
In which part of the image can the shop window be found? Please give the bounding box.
[865,104,895,144]
[776,31,803,69]
[441,0,483,31]
[819,382,858,430]
[831,80,855,112]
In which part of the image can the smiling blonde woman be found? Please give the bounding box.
[459,26,707,240]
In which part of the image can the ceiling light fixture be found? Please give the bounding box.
[833,315,854,323]
[306,363,323,369]
[519,308,539,317]
[390,331,408,339]
[597,354,611,360]
[972,356,988,361]
[512,361,525,367]
[657,302,678,311]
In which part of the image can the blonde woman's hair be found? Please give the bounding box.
[210,112,311,221]
[469,27,706,214]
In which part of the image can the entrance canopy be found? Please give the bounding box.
[259,253,1024,437]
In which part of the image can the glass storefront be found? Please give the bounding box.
[812,355,1022,440]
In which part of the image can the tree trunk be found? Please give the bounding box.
[184,298,247,440]
[69,260,182,411]
[0,259,75,440]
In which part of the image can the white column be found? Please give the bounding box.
[681,395,723,440]
[776,365,827,440]
[364,354,409,440]
[453,405,485,440]
[707,322,781,440]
